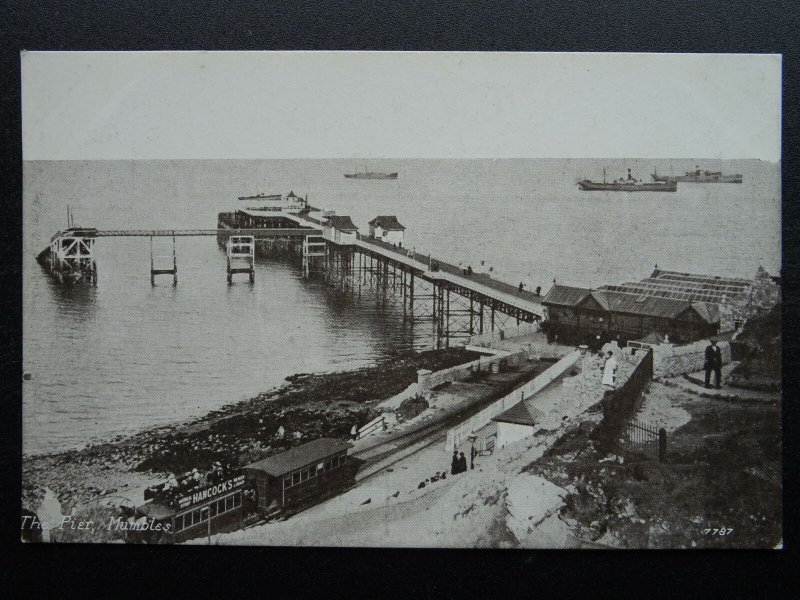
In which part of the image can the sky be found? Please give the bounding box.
[21,51,781,161]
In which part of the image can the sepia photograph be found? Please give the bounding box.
[20,51,782,549]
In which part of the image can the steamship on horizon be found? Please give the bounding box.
[344,166,398,180]
[651,166,743,184]
[578,168,677,192]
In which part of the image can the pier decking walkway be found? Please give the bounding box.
[95,228,322,237]
[360,237,544,318]
[284,212,545,320]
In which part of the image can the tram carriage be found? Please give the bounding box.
[243,438,356,517]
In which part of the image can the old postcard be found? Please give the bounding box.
[21,51,782,548]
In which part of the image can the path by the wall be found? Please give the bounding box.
[417,350,530,394]
[444,350,581,451]
[651,340,732,379]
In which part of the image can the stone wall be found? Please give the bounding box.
[444,350,581,451]
[652,339,732,378]
[417,350,529,393]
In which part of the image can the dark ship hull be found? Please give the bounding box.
[578,180,677,192]
[344,172,398,179]
[652,171,742,184]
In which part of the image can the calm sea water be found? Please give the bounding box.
[22,159,781,454]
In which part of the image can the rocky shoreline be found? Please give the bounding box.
[23,347,480,515]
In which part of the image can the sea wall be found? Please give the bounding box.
[417,350,530,393]
[444,350,581,452]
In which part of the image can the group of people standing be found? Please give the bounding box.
[450,450,468,474]
[450,446,478,475]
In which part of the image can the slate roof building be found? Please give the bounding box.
[540,270,735,348]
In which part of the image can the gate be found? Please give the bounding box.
[623,419,667,462]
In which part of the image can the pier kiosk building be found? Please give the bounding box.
[244,438,355,517]
[323,215,359,245]
[368,216,406,246]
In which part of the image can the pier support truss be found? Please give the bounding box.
[37,231,98,284]
[226,235,255,283]
[150,235,178,285]
[302,235,327,278]
[320,245,540,348]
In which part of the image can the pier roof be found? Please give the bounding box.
[369,216,406,230]
[325,215,359,232]
[244,438,351,477]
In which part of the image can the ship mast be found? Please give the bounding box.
[603,167,606,184]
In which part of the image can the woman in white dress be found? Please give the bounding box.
[602,351,618,388]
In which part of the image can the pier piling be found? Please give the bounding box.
[150,234,178,285]
[226,235,255,283]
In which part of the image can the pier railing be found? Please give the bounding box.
[96,228,322,237]
[282,212,545,318]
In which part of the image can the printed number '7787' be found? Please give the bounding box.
[702,528,734,536]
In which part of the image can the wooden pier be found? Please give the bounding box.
[37,226,322,285]
[278,211,545,348]
[37,207,543,348]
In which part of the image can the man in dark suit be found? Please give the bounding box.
[704,339,723,389]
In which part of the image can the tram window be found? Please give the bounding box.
[200,507,209,522]
[325,459,333,471]
[292,472,300,486]
[284,475,292,488]
[234,493,241,508]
